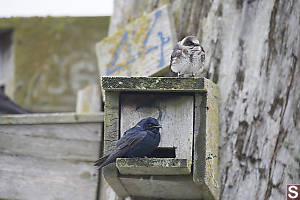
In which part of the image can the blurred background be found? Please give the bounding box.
[0,0,112,112]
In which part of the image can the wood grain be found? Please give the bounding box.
[0,115,102,200]
[120,93,194,160]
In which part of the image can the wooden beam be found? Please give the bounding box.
[0,112,104,125]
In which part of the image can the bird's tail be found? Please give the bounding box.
[94,155,109,170]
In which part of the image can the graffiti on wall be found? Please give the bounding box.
[96,5,177,77]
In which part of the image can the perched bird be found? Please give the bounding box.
[94,117,162,170]
[170,36,205,77]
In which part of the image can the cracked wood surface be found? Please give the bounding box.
[107,0,300,199]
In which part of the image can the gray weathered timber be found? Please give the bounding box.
[193,93,207,184]
[119,176,213,200]
[203,78,220,197]
[120,93,194,160]
[102,76,205,92]
[76,84,102,114]
[99,92,124,200]
[116,158,191,175]
[96,5,176,77]
[0,112,104,124]
[0,154,97,200]
[193,82,220,199]
[101,77,219,199]
[103,92,120,155]
[0,123,100,161]
[99,172,121,200]
[102,92,129,198]
[0,113,103,200]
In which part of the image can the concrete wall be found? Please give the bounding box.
[0,17,109,112]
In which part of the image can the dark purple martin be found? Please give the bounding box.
[170,36,205,77]
[94,117,162,170]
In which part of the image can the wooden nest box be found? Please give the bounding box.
[101,77,219,200]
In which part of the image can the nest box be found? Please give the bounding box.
[101,77,219,200]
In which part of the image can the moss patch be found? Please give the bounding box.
[102,77,206,92]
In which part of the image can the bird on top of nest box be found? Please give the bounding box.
[94,117,162,170]
[169,36,205,77]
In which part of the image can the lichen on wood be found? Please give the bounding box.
[116,158,191,175]
[102,76,205,92]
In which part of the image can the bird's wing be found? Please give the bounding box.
[94,150,124,170]
[170,43,187,76]
[94,154,109,166]
[121,125,139,136]
[94,131,147,170]
[201,50,205,63]
[170,43,182,64]
[116,130,147,150]
[116,126,139,145]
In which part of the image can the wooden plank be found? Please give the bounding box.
[0,120,102,200]
[0,112,104,125]
[203,79,220,199]
[76,84,102,114]
[193,79,220,200]
[120,93,194,160]
[119,176,213,200]
[95,5,177,77]
[101,76,206,92]
[98,173,121,200]
[116,158,191,175]
[0,123,101,161]
[0,154,98,200]
[193,93,207,183]
[102,92,129,197]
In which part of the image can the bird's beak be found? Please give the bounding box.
[193,40,200,46]
[153,125,162,128]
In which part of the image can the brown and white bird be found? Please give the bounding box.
[170,36,205,77]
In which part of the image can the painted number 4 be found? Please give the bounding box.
[287,184,300,200]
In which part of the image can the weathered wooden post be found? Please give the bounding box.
[101,76,219,200]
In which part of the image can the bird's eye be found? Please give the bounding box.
[184,40,194,46]
[148,123,158,128]
[192,40,200,46]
